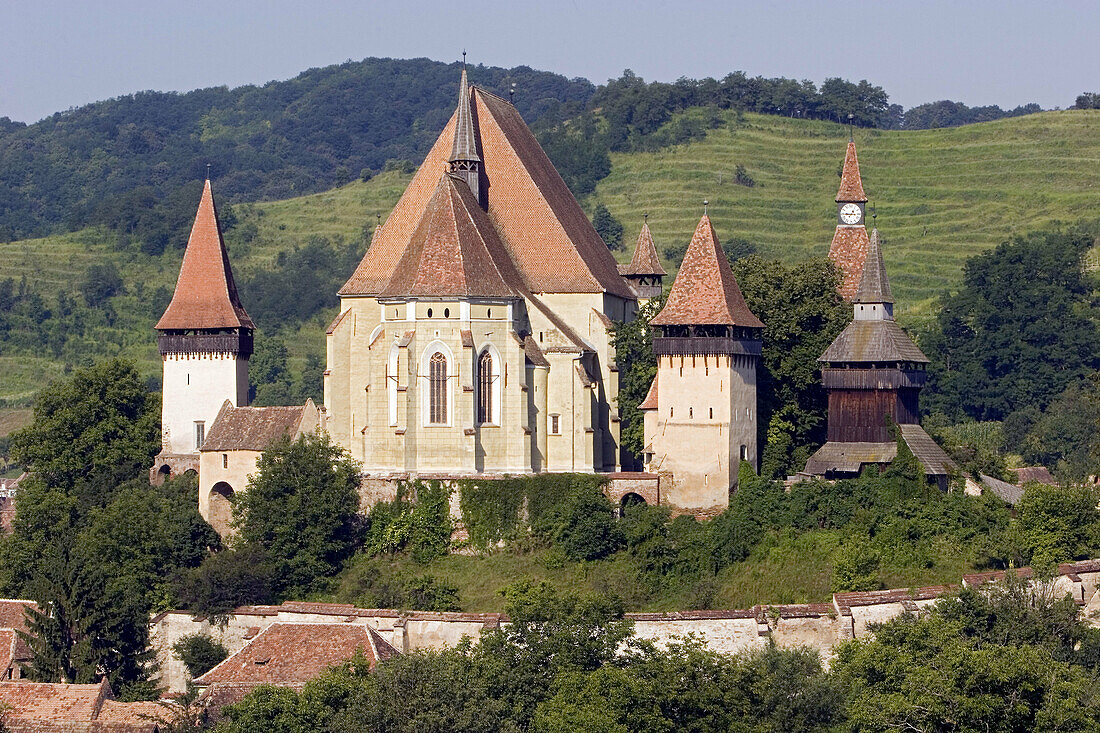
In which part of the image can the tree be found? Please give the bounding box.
[173,546,275,620]
[591,204,624,251]
[1018,373,1100,482]
[79,262,124,307]
[1014,483,1100,566]
[234,434,362,598]
[173,634,228,679]
[8,359,160,500]
[610,293,665,458]
[924,227,1100,421]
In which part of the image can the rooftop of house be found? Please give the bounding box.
[0,679,173,732]
[199,400,315,453]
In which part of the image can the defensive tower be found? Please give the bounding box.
[619,217,667,303]
[828,136,871,300]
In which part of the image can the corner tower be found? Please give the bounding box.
[828,137,870,300]
[152,178,254,481]
[641,214,763,515]
[620,217,667,303]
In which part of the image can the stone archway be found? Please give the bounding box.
[621,492,647,510]
[209,482,235,538]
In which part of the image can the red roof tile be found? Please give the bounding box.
[0,600,34,633]
[650,215,762,327]
[379,175,522,299]
[199,401,313,452]
[156,180,254,331]
[638,374,658,410]
[852,228,893,304]
[828,225,870,300]
[836,140,867,202]
[1012,466,1058,486]
[624,222,666,277]
[0,679,170,732]
[341,82,632,299]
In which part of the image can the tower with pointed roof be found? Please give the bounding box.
[805,227,954,487]
[152,179,254,481]
[639,214,763,513]
[326,66,635,477]
[828,137,871,300]
[619,219,666,302]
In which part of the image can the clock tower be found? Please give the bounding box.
[828,135,870,300]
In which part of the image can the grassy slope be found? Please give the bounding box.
[597,109,1100,311]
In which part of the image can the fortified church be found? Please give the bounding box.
[150,69,952,532]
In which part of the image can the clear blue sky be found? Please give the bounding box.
[2,0,1097,123]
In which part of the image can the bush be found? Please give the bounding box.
[174,546,275,620]
[364,481,452,563]
[173,634,228,679]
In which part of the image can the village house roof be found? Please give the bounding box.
[852,228,893,304]
[0,599,34,677]
[199,400,315,453]
[623,222,666,277]
[340,78,633,299]
[828,225,870,301]
[155,179,254,331]
[650,215,763,328]
[378,174,523,299]
[836,140,867,202]
[803,423,955,477]
[0,679,172,733]
[979,473,1025,505]
[1012,466,1058,485]
[194,622,399,692]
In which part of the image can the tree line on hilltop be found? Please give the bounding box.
[0,56,1068,243]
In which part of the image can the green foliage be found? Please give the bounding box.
[903,99,1042,129]
[456,479,526,549]
[242,236,362,328]
[924,226,1100,421]
[234,433,362,598]
[172,633,228,679]
[591,203,624,251]
[174,546,275,621]
[610,294,664,459]
[9,358,160,498]
[830,538,881,593]
[79,262,124,306]
[364,480,452,563]
[1014,483,1100,567]
[1016,373,1100,483]
[924,415,1010,480]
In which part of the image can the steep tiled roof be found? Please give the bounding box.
[1,629,15,677]
[828,225,870,301]
[194,623,398,691]
[341,85,632,298]
[0,679,169,732]
[624,222,666,277]
[853,228,893,304]
[0,600,34,633]
[819,320,928,363]
[155,180,254,331]
[638,374,659,410]
[804,425,954,477]
[980,473,1025,506]
[199,401,311,452]
[449,70,480,164]
[836,140,867,202]
[651,215,762,328]
[379,175,522,299]
[523,335,550,367]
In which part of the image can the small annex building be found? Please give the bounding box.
[198,399,320,537]
[0,679,172,732]
[804,226,955,487]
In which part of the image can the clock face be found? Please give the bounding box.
[840,203,862,225]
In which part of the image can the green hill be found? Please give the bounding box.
[2,109,1098,427]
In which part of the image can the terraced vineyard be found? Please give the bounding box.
[2,109,1098,417]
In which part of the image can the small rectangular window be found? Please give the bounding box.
[550,414,560,435]
[223,454,228,469]
[194,421,205,450]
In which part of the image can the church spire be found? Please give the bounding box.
[448,66,482,203]
[852,227,894,320]
[155,178,253,331]
[836,139,867,203]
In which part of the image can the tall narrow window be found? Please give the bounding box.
[194,421,205,449]
[429,352,448,424]
[477,350,494,424]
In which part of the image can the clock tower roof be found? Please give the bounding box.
[836,140,867,203]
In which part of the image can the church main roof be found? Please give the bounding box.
[340,79,633,299]
[650,215,762,328]
[156,179,254,331]
[379,174,522,299]
[836,140,867,203]
[623,221,666,277]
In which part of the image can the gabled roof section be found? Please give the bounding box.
[378,174,521,299]
[156,179,254,331]
[819,320,929,363]
[853,228,893,305]
[340,85,633,299]
[651,215,763,328]
[836,140,867,202]
[624,222,666,277]
[200,400,316,452]
[449,69,480,165]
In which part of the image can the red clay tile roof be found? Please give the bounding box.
[852,228,893,305]
[834,585,953,610]
[638,374,659,410]
[1,629,15,676]
[523,335,550,367]
[836,140,867,202]
[155,180,254,331]
[624,222,666,277]
[0,600,33,634]
[0,679,170,732]
[379,175,522,299]
[340,85,633,299]
[828,225,870,301]
[325,309,350,335]
[199,401,311,452]
[650,215,762,328]
[194,623,398,691]
[1012,466,1058,485]
[0,497,14,534]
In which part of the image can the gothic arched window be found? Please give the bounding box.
[477,350,494,424]
[429,352,448,424]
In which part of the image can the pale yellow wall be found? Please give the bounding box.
[198,449,259,537]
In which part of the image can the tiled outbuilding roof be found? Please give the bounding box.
[341,79,632,299]
[651,215,762,328]
[1012,466,1058,486]
[828,225,870,301]
[852,228,893,305]
[0,679,172,732]
[819,320,929,363]
[979,473,1025,505]
[199,400,314,452]
[836,140,867,202]
[155,179,254,331]
[378,174,522,299]
[624,222,666,277]
[804,424,954,477]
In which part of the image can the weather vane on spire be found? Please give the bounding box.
[703,199,709,215]
[462,50,467,70]
[848,113,854,142]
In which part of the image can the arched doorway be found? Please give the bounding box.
[209,482,235,538]
[620,492,647,515]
